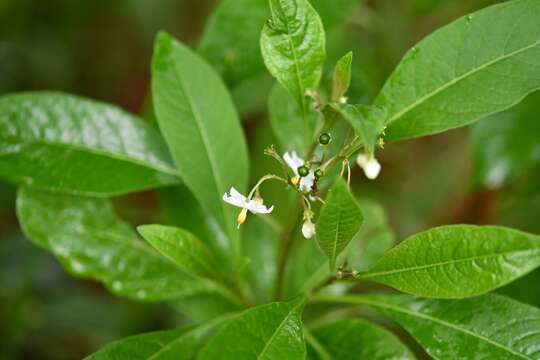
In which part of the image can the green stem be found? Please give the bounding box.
[212,281,247,308]
[311,293,380,308]
[304,328,332,360]
[274,196,303,300]
[303,103,311,155]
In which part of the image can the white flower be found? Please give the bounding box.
[356,153,381,180]
[302,219,316,239]
[222,187,274,227]
[283,151,315,192]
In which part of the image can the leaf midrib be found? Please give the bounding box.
[362,247,540,279]
[169,50,232,231]
[319,296,532,360]
[276,1,307,112]
[377,300,532,360]
[329,204,343,270]
[147,314,235,360]
[384,39,540,125]
[257,301,304,359]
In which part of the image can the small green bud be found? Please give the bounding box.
[314,169,324,179]
[297,165,309,177]
[319,133,331,145]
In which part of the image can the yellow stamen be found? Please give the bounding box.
[291,176,300,187]
[237,208,248,228]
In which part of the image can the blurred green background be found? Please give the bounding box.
[1,0,539,359]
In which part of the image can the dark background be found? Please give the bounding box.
[1,0,539,359]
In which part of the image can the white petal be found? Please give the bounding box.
[299,171,315,192]
[223,187,248,208]
[229,187,247,201]
[246,201,274,214]
[364,159,381,180]
[283,151,304,174]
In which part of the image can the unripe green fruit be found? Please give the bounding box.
[297,165,309,177]
[314,169,324,179]
[319,133,331,145]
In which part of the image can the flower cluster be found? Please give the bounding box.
[221,139,382,239]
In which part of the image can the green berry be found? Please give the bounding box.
[319,133,331,145]
[314,169,324,179]
[297,165,309,177]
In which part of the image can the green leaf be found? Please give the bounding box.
[173,293,240,323]
[347,198,395,272]
[268,83,318,156]
[199,299,306,360]
[157,186,217,253]
[361,225,540,298]
[294,198,391,294]
[471,91,540,189]
[376,0,540,141]
[243,218,280,304]
[330,103,386,155]
[198,0,271,87]
[260,0,326,109]
[152,32,249,268]
[86,327,200,359]
[316,294,540,360]
[199,0,357,86]
[308,319,416,360]
[137,224,218,280]
[85,316,231,360]
[16,187,225,302]
[331,51,353,102]
[316,178,363,271]
[0,92,179,196]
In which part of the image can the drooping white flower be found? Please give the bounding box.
[356,153,381,180]
[222,187,274,227]
[302,218,316,239]
[283,151,315,192]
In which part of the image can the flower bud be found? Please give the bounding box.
[302,219,316,239]
[356,153,381,180]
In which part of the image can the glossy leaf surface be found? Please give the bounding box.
[316,178,363,271]
[309,319,416,360]
[152,32,249,266]
[86,316,231,360]
[0,92,179,196]
[199,299,306,360]
[362,225,540,298]
[318,294,540,360]
[17,187,213,302]
[260,0,326,109]
[137,224,218,279]
[376,0,540,141]
[199,0,357,86]
[293,198,387,294]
